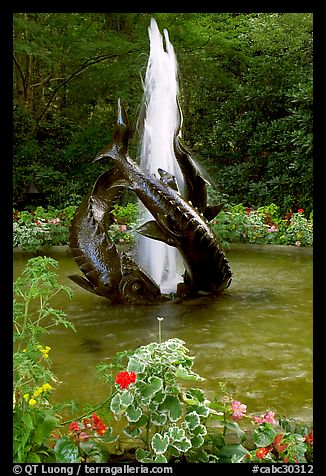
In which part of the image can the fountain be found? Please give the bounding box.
[137,18,184,294]
[68,18,232,304]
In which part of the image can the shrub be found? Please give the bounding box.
[211,204,313,248]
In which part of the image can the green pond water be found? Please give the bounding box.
[13,244,313,423]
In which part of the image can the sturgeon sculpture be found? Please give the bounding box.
[68,165,161,304]
[94,99,232,299]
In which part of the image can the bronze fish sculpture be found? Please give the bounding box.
[68,166,161,304]
[95,99,232,299]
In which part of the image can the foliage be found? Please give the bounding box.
[211,203,313,248]
[207,384,313,463]
[109,337,214,463]
[108,203,139,245]
[13,13,312,213]
[13,257,75,462]
[13,206,76,253]
[53,414,116,463]
[13,201,313,252]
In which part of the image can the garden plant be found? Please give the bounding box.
[13,258,313,464]
[13,202,313,254]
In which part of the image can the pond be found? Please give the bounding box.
[13,244,313,423]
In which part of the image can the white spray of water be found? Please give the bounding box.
[137,18,184,294]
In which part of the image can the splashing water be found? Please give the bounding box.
[137,18,184,294]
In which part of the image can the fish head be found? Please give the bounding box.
[119,253,161,304]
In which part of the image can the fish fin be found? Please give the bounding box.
[136,220,176,247]
[89,169,130,225]
[157,168,179,191]
[68,275,98,295]
[94,99,130,161]
[204,204,224,221]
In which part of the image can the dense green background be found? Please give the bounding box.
[13,13,313,214]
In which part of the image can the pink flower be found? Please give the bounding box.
[268,225,276,233]
[79,431,90,441]
[48,217,60,224]
[264,411,277,424]
[253,410,277,425]
[231,400,247,420]
[119,224,127,232]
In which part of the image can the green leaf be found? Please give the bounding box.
[125,404,142,422]
[253,423,276,447]
[168,426,185,442]
[154,454,168,463]
[142,376,163,399]
[54,435,80,463]
[120,391,134,407]
[151,433,169,455]
[191,403,210,418]
[22,412,34,430]
[124,426,142,438]
[172,437,192,452]
[151,390,165,405]
[185,411,200,431]
[133,414,148,428]
[159,395,183,422]
[110,393,121,414]
[26,452,42,463]
[135,448,150,462]
[191,434,205,448]
[225,421,247,443]
[193,424,207,436]
[151,411,167,426]
[217,444,248,463]
[34,414,60,446]
[127,358,146,373]
[175,364,204,381]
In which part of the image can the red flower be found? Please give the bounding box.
[298,208,304,213]
[69,421,81,432]
[115,371,137,389]
[256,447,270,459]
[90,413,108,436]
[304,430,313,446]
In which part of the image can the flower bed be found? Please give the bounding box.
[13,203,313,255]
[210,204,313,248]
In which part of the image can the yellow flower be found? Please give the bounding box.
[23,393,30,401]
[28,398,37,406]
[39,345,51,358]
[42,383,53,391]
[22,349,27,352]
[33,387,43,397]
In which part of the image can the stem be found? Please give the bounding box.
[223,411,227,438]
[60,390,118,426]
